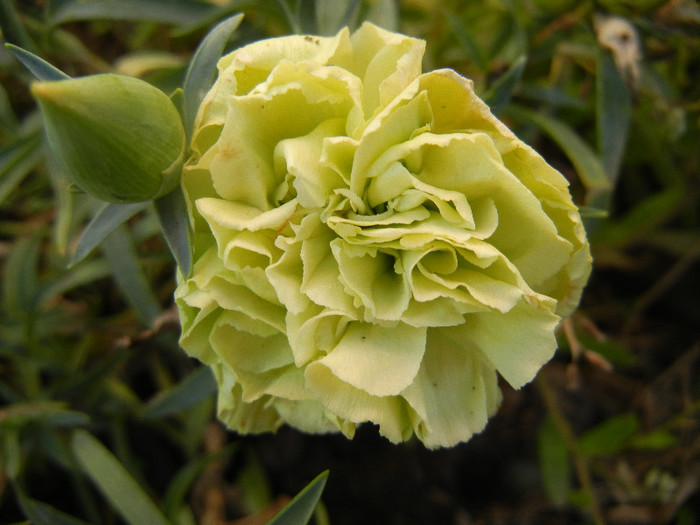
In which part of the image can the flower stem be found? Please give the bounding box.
[536,368,606,525]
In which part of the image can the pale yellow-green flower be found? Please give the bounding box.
[175,23,591,448]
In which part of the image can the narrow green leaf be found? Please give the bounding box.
[33,428,104,523]
[101,225,161,326]
[268,471,329,525]
[1,428,21,478]
[366,0,398,31]
[170,88,185,121]
[579,413,639,456]
[0,132,43,206]
[446,14,488,72]
[45,157,76,256]
[4,44,70,81]
[36,259,112,307]
[143,367,216,419]
[570,333,635,368]
[70,202,148,266]
[154,187,192,276]
[0,83,20,134]
[49,0,219,25]
[13,485,90,525]
[238,452,273,514]
[0,382,23,404]
[70,430,170,525]
[577,206,609,219]
[519,85,589,111]
[315,0,360,35]
[567,489,592,508]
[2,232,41,314]
[487,11,519,63]
[38,427,82,472]
[295,0,317,34]
[52,349,129,401]
[179,395,216,455]
[0,0,39,54]
[39,409,90,428]
[629,430,677,451]
[0,401,90,427]
[276,0,301,33]
[505,104,612,205]
[537,416,571,506]
[591,187,684,245]
[597,49,631,182]
[182,13,244,140]
[171,4,249,38]
[485,55,527,115]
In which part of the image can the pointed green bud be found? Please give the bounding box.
[32,74,186,203]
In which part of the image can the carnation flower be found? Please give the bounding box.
[174,22,591,448]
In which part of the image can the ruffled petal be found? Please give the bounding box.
[275,118,347,207]
[466,301,561,389]
[347,22,424,121]
[401,328,502,448]
[305,360,413,443]
[316,322,426,396]
[286,306,354,366]
[213,364,282,434]
[332,240,411,321]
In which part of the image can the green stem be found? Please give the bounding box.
[536,369,606,525]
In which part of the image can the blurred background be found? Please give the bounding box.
[1,1,699,524]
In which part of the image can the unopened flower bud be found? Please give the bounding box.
[32,74,186,203]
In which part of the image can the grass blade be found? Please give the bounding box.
[5,44,70,81]
[537,416,571,506]
[101,225,161,326]
[315,0,360,35]
[591,186,684,245]
[366,0,398,31]
[154,187,192,276]
[505,104,612,205]
[0,83,20,133]
[182,13,244,139]
[36,259,112,307]
[0,132,43,206]
[70,202,148,266]
[445,13,488,73]
[70,430,170,525]
[0,0,39,54]
[485,55,527,115]
[13,484,90,525]
[49,0,218,26]
[579,413,639,457]
[596,49,631,183]
[268,471,329,525]
[0,401,90,427]
[2,232,41,314]
[142,366,216,419]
